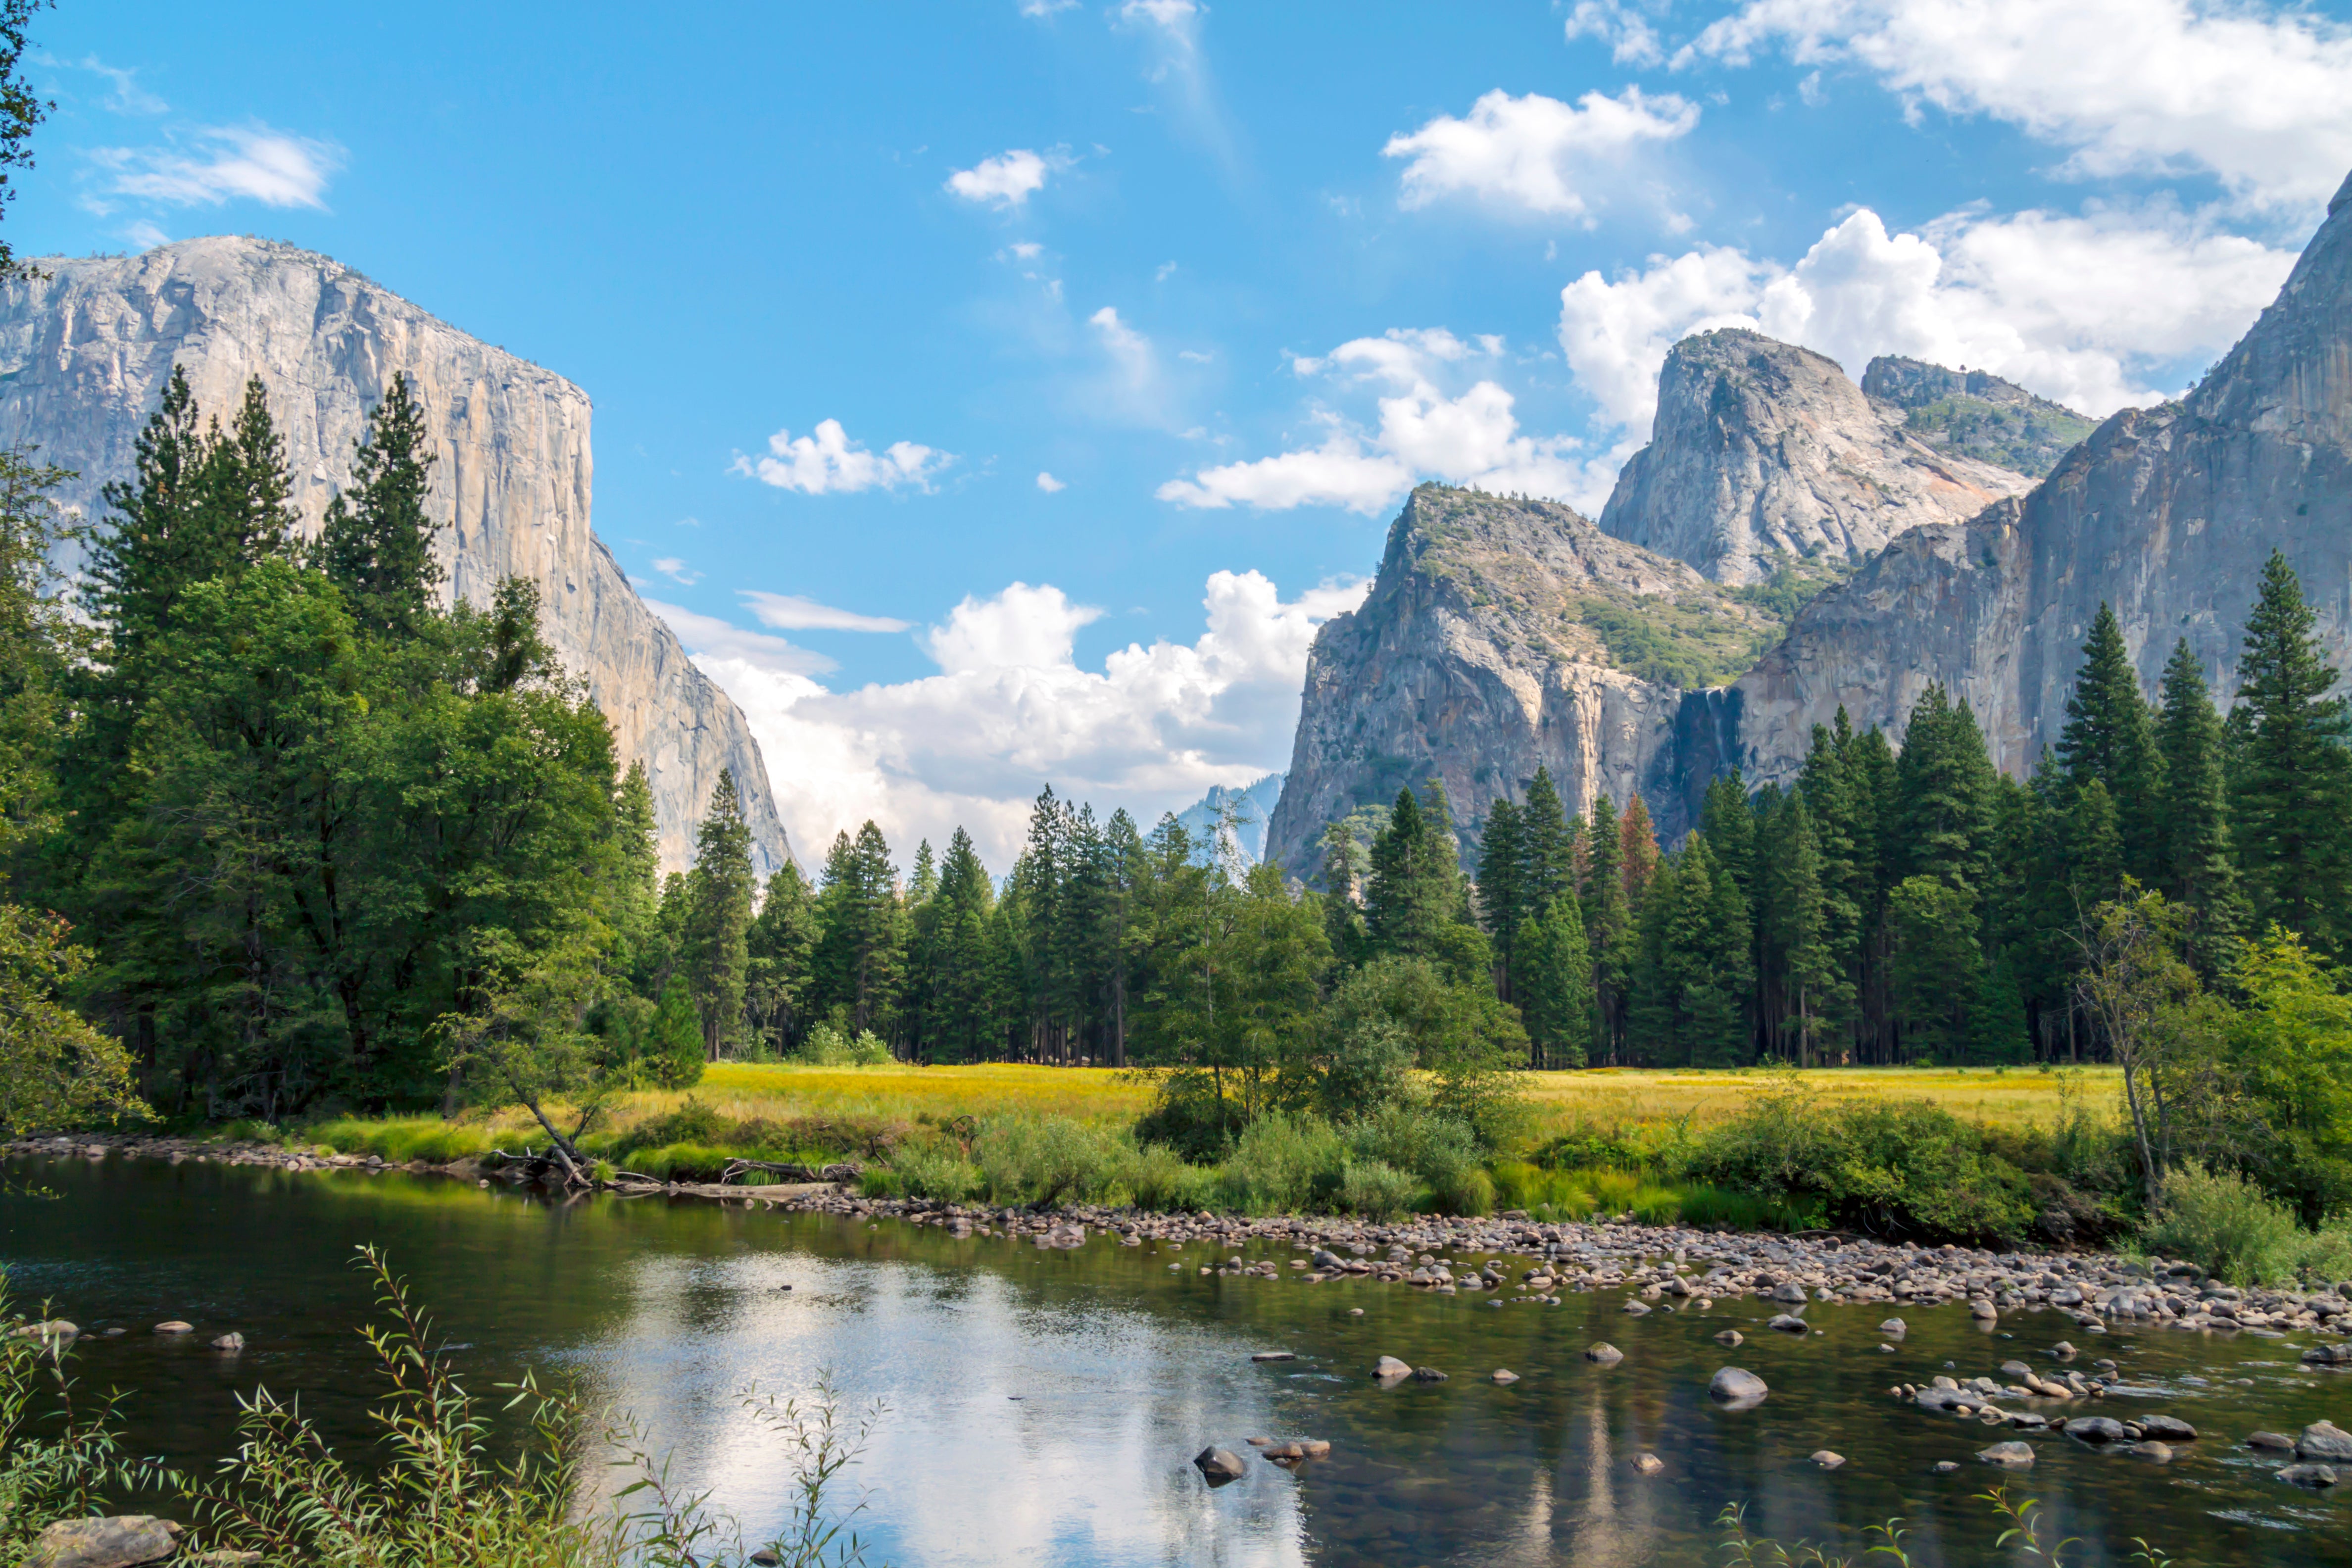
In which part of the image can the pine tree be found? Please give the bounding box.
[1895,684,1997,897]
[1798,716,1865,1050]
[745,863,816,1053]
[1514,895,1592,1068]
[2055,602,2159,876]
[1367,786,1451,959]
[1700,771,1757,902]
[1619,795,1659,907]
[1519,767,1573,916]
[1476,797,1526,994]
[199,377,298,566]
[647,974,705,1088]
[2153,638,2247,972]
[612,761,663,986]
[1763,791,1838,1063]
[682,768,755,1058]
[1685,834,1754,1065]
[316,372,443,637]
[2230,551,2352,951]
[812,821,903,1039]
[1581,793,1631,1063]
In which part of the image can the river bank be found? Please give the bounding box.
[17,1130,2352,1350]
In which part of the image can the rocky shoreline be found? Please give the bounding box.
[20,1131,2351,1344]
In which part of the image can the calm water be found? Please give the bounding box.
[5,1153,2350,1567]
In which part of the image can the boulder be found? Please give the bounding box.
[2063,1417,2127,1444]
[1715,1329,1744,1347]
[2247,1430,2297,1452]
[1811,1450,1845,1469]
[1585,1342,1624,1365]
[1879,1318,1907,1336]
[2138,1415,2198,1442]
[1622,1300,1652,1317]
[1373,1356,1413,1381]
[2278,1463,2339,1489]
[1411,1366,1448,1382]
[210,1333,244,1353]
[20,1516,183,1568]
[2131,1441,2174,1462]
[1766,1314,1810,1334]
[1772,1282,1809,1304]
[1632,1453,1665,1475]
[1193,1447,1246,1483]
[1709,1367,1768,1408]
[1491,1369,1520,1384]
[152,1322,193,1335]
[2297,1421,2352,1463]
[1977,1442,2036,1470]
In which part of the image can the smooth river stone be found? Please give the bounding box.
[1709,1367,1768,1408]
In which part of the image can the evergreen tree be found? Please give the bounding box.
[1888,874,1981,1062]
[1476,797,1526,994]
[2153,638,2247,971]
[811,821,903,1038]
[1619,795,1659,907]
[316,372,442,637]
[1700,771,1757,902]
[1514,895,1592,1068]
[681,769,755,1058]
[1519,767,1573,916]
[2230,551,2352,951]
[646,974,705,1088]
[1684,834,1754,1065]
[1895,684,1997,897]
[1581,793,1632,1063]
[1798,716,1866,1050]
[1762,791,1838,1063]
[85,369,228,656]
[745,864,816,1053]
[2055,602,2159,877]
[611,762,663,985]
[1366,785,1455,962]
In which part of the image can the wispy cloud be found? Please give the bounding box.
[740,591,912,634]
[650,557,702,586]
[92,124,343,209]
[44,54,167,114]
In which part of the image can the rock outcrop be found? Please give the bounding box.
[1862,357,2098,479]
[1719,167,2352,792]
[1598,329,2031,585]
[1262,486,1777,876]
[0,237,786,874]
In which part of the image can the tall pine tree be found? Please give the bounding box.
[2230,551,2352,952]
[316,373,442,637]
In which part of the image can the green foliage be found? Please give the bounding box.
[2141,1162,2340,1286]
[682,770,756,1059]
[1219,1112,1348,1214]
[306,1116,497,1164]
[313,372,441,637]
[1571,592,1782,689]
[2232,551,2352,952]
[0,905,144,1135]
[797,1023,893,1067]
[645,977,707,1089]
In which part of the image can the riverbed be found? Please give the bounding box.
[5,1152,2348,1566]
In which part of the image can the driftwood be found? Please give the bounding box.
[719,1158,861,1185]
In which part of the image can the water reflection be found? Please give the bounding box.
[3,1155,2349,1567]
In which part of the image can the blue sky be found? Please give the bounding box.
[18,0,2352,865]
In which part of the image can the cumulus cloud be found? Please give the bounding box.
[732,418,951,495]
[1558,204,2297,442]
[945,148,1061,208]
[664,569,1369,867]
[1382,87,1699,219]
[1161,328,1593,512]
[1564,0,1667,66]
[1683,0,2352,214]
[740,591,910,634]
[1036,471,1066,492]
[94,124,343,209]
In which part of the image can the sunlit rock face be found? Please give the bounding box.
[1598,328,2030,586]
[0,237,786,874]
[1723,168,2352,792]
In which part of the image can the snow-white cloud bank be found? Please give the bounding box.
[1559,203,2297,445]
[662,571,1367,869]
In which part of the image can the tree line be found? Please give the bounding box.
[6,366,2352,1130]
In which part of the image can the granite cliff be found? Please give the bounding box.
[1719,167,2352,793]
[0,237,786,875]
[1271,169,2352,869]
[1262,486,1780,875]
[1597,328,2031,585]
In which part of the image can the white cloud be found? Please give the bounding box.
[650,557,702,586]
[1684,0,2352,214]
[1382,87,1699,219]
[732,418,952,495]
[1162,327,1594,512]
[1007,241,1043,259]
[1120,0,1199,31]
[1086,305,1176,425]
[946,148,1059,208]
[1558,203,2297,442]
[741,591,911,634]
[1564,0,1666,66]
[55,54,167,114]
[123,219,170,250]
[1155,260,1178,281]
[95,124,343,209]
[1035,471,1067,492]
[1018,0,1078,14]
[667,569,1369,868]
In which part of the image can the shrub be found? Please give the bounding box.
[973,1114,1121,1208]
[1423,1164,1494,1216]
[1337,1160,1418,1219]
[1220,1114,1347,1215]
[2143,1163,2306,1285]
[1344,1105,1482,1196]
[798,1025,892,1067]
[1120,1141,1212,1213]
[307,1117,497,1164]
[886,1142,983,1203]
[1132,1068,1247,1162]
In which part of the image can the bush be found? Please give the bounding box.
[886,1142,983,1203]
[1132,1068,1247,1162]
[1220,1114,1347,1215]
[1336,1159,1418,1219]
[973,1115,1122,1208]
[1120,1141,1214,1213]
[797,1024,892,1067]
[2143,1163,2309,1285]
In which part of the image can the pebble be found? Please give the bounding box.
[2063,1417,2126,1443]
[1715,1329,1743,1347]
[1766,1313,1809,1334]
[153,1321,192,1335]
[209,1332,244,1352]
[2130,1441,2173,1462]
[1932,1461,1961,1474]
[1879,1318,1907,1336]
[1411,1366,1448,1382]
[1632,1453,1665,1475]
[1811,1450,1845,1469]
[1622,1300,1651,1316]
[2247,1431,2296,1452]
[1491,1369,1519,1384]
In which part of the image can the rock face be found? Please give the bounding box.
[1262,485,1781,875]
[1717,169,2352,794]
[1862,356,2099,479]
[1598,329,2031,585]
[0,237,786,875]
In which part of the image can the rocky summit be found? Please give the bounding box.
[1719,166,2352,795]
[1862,356,2099,480]
[1261,485,1780,873]
[0,237,787,875]
[1597,328,2029,586]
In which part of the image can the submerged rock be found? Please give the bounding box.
[1710,1367,1768,1407]
[1373,1356,1412,1381]
[1632,1453,1665,1475]
[2278,1463,2338,1489]
[1585,1342,1624,1365]
[1977,1442,2036,1470]
[1193,1447,1246,1482]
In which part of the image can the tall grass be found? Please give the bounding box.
[309,1117,499,1163]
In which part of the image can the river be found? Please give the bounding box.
[4,1152,2347,1566]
